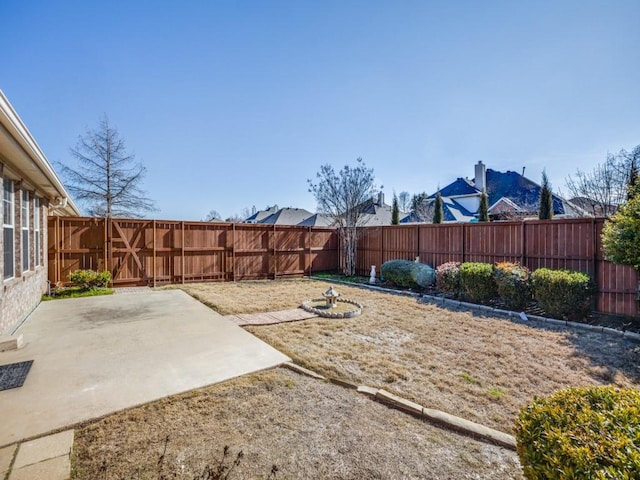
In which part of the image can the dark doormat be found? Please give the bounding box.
[0,360,34,392]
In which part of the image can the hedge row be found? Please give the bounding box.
[435,262,594,321]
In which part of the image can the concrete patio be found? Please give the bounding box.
[0,289,290,447]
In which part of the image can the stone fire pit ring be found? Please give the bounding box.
[301,298,363,319]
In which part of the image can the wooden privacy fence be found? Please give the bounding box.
[356,218,638,318]
[48,217,340,286]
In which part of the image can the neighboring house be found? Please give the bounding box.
[244,205,333,227]
[297,213,333,227]
[0,91,80,334]
[404,161,581,223]
[568,196,615,218]
[258,207,317,226]
[245,193,408,227]
[244,205,279,223]
[356,192,410,226]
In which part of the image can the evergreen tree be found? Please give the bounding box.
[539,171,553,220]
[391,193,400,225]
[478,190,489,222]
[602,192,640,270]
[433,192,443,224]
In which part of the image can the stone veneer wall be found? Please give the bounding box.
[0,267,47,334]
[0,194,49,336]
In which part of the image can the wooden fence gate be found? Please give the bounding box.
[49,217,340,286]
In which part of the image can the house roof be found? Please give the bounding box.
[433,178,478,198]
[244,205,279,223]
[0,90,80,216]
[258,208,315,225]
[297,213,333,227]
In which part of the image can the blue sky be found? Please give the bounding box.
[2,1,639,220]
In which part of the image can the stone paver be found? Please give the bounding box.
[13,430,73,469]
[0,444,17,478]
[227,308,317,326]
[7,430,73,480]
[9,455,69,480]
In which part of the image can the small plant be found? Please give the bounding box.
[68,269,112,289]
[514,386,640,479]
[435,262,461,296]
[459,371,479,385]
[489,387,505,399]
[458,262,497,304]
[531,268,594,321]
[493,262,532,311]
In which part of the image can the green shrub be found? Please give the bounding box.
[381,260,435,288]
[458,262,496,303]
[531,268,594,321]
[514,386,640,479]
[494,262,532,311]
[68,269,112,289]
[436,262,461,296]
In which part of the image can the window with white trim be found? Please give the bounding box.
[3,179,14,279]
[22,190,30,272]
[34,197,41,266]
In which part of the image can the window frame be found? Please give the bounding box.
[34,197,41,267]
[3,179,15,280]
[21,190,30,272]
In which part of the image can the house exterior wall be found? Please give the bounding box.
[0,178,50,334]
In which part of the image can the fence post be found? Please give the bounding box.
[273,224,277,280]
[521,220,526,267]
[461,223,466,263]
[152,220,156,288]
[307,226,312,277]
[181,221,185,284]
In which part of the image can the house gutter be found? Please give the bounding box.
[0,90,80,216]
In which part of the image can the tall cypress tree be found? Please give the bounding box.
[539,170,553,220]
[433,192,443,224]
[391,193,400,225]
[478,190,489,222]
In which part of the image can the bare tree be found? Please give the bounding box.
[60,115,155,218]
[411,192,434,223]
[398,191,411,212]
[566,146,640,217]
[203,210,222,221]
[308,158,376,276]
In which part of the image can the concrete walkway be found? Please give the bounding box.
[0,290,289,447]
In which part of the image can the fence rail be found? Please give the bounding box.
[356,218,638,318]
[48,217,340,286]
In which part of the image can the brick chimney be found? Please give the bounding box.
[474,161,486,192]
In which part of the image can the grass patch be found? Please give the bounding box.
[460,371,480,385]
[42,287,114,301]
[489,387,506,399]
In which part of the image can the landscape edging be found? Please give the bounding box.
[282,362,517,451]
[310,276,640,344]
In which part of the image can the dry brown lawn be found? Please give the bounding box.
[73,368,523,480]
[170,279,640,433]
